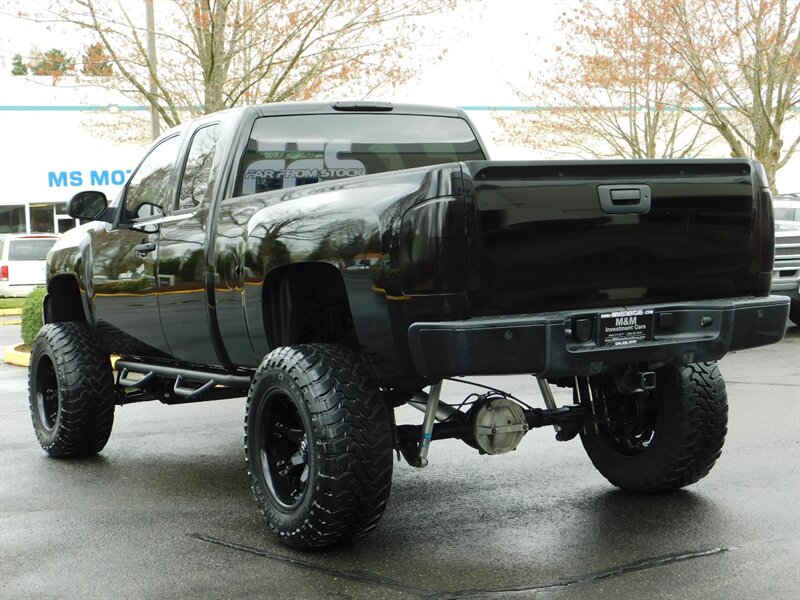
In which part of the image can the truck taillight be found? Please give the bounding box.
[753,162,775,278]
[399,196,466,294]
[758,187,775,273]
[0,265,7,281]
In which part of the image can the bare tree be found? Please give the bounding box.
[635,0,800,191]
[501,0,711,160]
[36,0,454,130]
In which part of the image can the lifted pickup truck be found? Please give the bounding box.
[31,102,789,549]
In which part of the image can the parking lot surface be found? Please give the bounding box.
[1,324,798,599]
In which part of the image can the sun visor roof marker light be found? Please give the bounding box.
[332,101,394,112]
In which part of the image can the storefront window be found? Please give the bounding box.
[0,205,26,233]
[57,217,76,233]
[29,203,55,233]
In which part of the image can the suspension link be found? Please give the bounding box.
[536,377,561,433]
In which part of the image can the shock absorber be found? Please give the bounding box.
[416,381,443,467]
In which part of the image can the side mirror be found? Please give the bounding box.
[68,191,110,222]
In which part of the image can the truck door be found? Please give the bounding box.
[157,122,223,367]
[91,134,181,358]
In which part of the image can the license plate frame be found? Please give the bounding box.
[599,309,654,347]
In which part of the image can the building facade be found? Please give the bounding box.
[0,74,149,234]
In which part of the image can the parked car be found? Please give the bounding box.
[773,192,800,222]
[772,193,800,325]
[0,234,59,297]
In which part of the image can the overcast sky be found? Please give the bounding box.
[0,0,573,107]
[394,0,572,106]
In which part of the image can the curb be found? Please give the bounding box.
[2,345,120,370]
[0,320,21,327]
[2,344,30,367]
[0,308,23,316]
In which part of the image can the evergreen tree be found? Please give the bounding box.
[30,49,74,78]
[11,54,28,76]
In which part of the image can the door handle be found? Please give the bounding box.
[134,242,156,256]
[597,184,651,214]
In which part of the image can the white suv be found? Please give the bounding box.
[0,234,59,297]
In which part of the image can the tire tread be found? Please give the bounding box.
[29,322,115,457]
[245,344,392,549]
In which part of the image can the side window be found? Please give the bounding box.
[178,124,220,210]
[125,135,181,219]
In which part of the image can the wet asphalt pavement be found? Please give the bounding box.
[1,322,798,599]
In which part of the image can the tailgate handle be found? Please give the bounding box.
[598,185,651,214]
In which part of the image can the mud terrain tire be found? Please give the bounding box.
[245,344,393,549]
[581,362,728,492]
[29,322,115,457]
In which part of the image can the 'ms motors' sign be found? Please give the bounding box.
[48,169,133,188]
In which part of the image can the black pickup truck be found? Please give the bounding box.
[31,102,788,548]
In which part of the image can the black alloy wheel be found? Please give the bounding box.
[597,389,657,455]
[34,355,60,434]
[257,390,310,509]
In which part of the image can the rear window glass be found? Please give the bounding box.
[237,113,485,196]
[8,239,57,260]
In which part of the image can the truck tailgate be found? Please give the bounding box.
[463,160,772,316]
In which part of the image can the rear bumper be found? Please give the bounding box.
[407,296,790,378]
